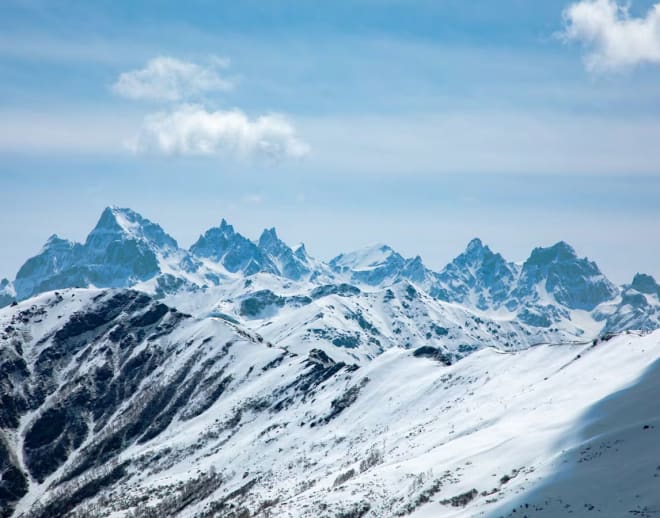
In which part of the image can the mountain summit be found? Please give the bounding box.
[14,207,188,299]
[191,219,278,276]
[434,238,518,310]
[258,227,312,280]
[512,241,618,311]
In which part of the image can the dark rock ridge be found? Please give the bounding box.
[0,288,368,516]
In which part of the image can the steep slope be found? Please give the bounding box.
[2,290,659,517]
[0,288,309,517]
[494,346,660,517]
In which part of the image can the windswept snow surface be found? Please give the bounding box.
[2,289,659,517]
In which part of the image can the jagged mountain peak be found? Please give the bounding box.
[44,233,69,246]
[435,238,517,309]
[527,241,578,264]
[454,237,507,264]
[293,242,308,258]
[94,206,138,231]
[87,206,179,251]
[258,227,284,251]
[631,273,660,295]
[258,227,315,281]
[466,237,487,253]
[218,217,235,232]
[13,208,190,300]
[40,234,79,254]
[516,241,617,311]
[191,219,278,276]
[0,208,640,336]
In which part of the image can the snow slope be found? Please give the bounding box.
[2,289,660,517]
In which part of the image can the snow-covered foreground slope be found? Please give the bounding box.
[494,355,660,518]
[2,288,660,517]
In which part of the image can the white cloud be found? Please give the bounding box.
[112,56,233,101]
[562,0,660,71]
[128,104,310,161]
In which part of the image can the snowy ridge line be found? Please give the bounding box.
[2,290,660,517]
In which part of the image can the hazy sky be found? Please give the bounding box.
[1,0,660,283]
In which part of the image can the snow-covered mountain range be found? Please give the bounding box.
[1,206,657,356]
[2,206,660,517]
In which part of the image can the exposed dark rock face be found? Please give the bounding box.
[310,283,361,300]
[0,290,202,509]
[312,377,370,426]
[239,290,311,318]
[271,349,358,412]
[413,346,453,366]
[0,436,28,518]
[0,288,358,517]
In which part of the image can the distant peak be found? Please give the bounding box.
[259,227,279,241]
[631,273,659,294]
[528,241,578,264]
[45,233,65,244]
[89,206,178,249]
[258,227,286,252]
[219,218,233,231]
[97,206,120,225]
[43,234,75,250]
[552,241,576,254]
[104,206,140,218]
[95,206,141,231]
[466,238,486,253]
[293,242,309,260]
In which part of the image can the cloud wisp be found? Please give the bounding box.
[128,104,309,161]
[562,0,660,71]
[112,56,233,102]
[113,56,309,162]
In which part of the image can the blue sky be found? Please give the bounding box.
[1,0,660,283]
